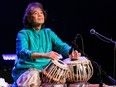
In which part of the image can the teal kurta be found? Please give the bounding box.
[12,28,71,81]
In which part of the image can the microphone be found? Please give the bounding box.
[69,46,74,55]
[90,29,97,34]
[69,34,78,54]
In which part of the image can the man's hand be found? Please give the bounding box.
[69,50,81,60]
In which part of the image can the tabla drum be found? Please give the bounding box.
[42,59,69,84]
[63,56,93,83]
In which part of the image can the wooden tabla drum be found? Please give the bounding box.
[63,56,93,83]
[42,59,69,84]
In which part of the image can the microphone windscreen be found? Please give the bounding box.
[90,29,96,34]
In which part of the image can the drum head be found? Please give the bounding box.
[52,60,68,69]
[63,56,89,64]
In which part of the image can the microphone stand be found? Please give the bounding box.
[72,41,116,86]
[93,31,116,81]
[93,61,103,87]
[94,32,116,44]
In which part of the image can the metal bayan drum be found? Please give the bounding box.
[42,59,69,84]
[63,56,93,83]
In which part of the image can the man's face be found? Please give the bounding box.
[28,7,45,26]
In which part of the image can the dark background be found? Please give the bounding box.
[0,0,116,85]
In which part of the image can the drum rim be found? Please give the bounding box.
[52,60,68,69]
[63,56,90,64]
